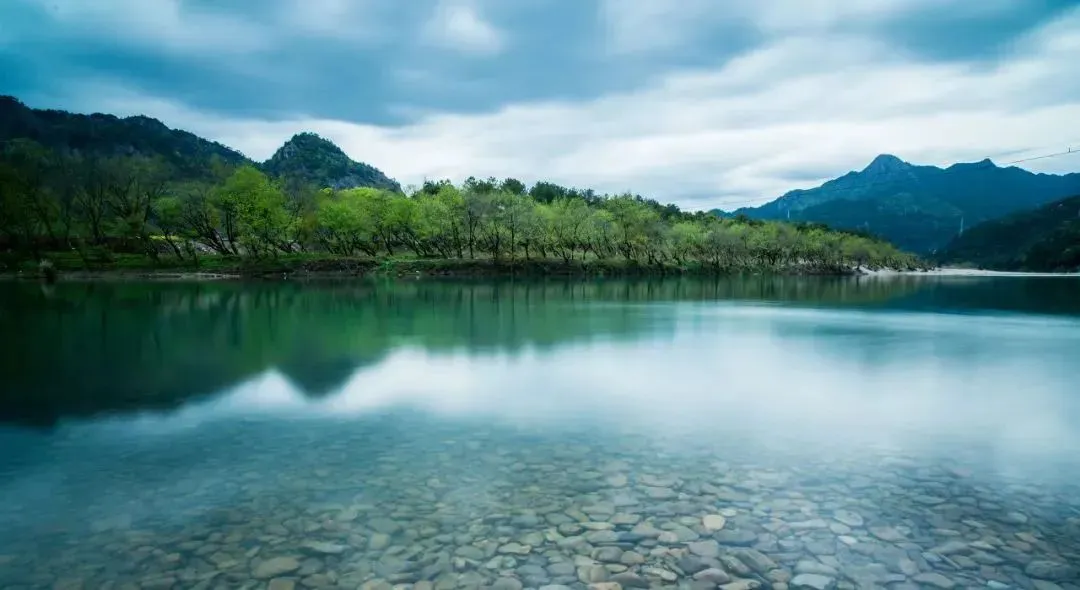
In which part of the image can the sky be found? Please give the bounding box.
[2,0,1080,210]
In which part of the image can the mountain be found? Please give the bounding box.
[935,194,1080,272]
[727,153,1080,254]
[263,132,400,192]
[0,95,399,191]
[0,95,248,179]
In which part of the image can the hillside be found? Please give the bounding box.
[727,154,1080,254]
[263,132,400,192]
[0,95,248,179]
[936,195,1080,272]
[0,96,399,191]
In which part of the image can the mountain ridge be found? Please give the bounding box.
[0,95,400,192]
[724,153,1080,253]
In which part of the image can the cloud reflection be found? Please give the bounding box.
[78,304,1080,484]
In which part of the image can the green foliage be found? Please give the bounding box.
[936,194,1080,272]
[0,115,919,275]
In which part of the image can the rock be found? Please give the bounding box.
[548,562,576,576]
[998,511,1029,524]
[735,549,777,574]
[688,540,721,558]
[539,586,573,590]
[492,577,524,590]
[254,557,301,579]
[832,510,864,528]
[594,547,623,562]
[643,486,676,500]
[301,541,347,555]
[268,580,296,590]
[606,474,628,487]
[588,583,623,590]
[720,580,761,590]
[454,545,485,561]
[658,531,680,544]
[767,569,792,584]
[140,577,177,590]
[715,530,758,546]
[610,572,649,588]
[1031,582,1064,590]
[693,568,733,585]
[868,526,905,542]
[703,514,728,531]
[789,519,829,530]
[630,522,663,538]
[620,551,645,565]
[586,530,620,544]
[578,565,609,584]
[369,518,401,535]
[912,572,956,589]
[643,567,677,582]
[794,561,837,577]
[1025,561,1077,581]
[928,540,968,555]
[790,573,835,590]
[498,543,531,555]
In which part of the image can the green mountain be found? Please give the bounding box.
[263,132,400,192]
[0,95,399,191]
[726,154,1080,254]
[935,195,1080,272]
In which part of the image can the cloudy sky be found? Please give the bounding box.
[2,0,1080,210]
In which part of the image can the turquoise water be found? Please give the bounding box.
[1,277,1079,590]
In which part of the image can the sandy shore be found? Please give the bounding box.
[862,267,1079,278]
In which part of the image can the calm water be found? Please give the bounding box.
[1,276,1079,590]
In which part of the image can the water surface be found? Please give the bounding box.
[1,276,1079,590]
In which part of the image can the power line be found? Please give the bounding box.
[714,144,1080,211]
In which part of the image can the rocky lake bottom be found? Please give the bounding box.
[2,416,1078,590]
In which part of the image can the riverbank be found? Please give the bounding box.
[863,267,1080,278]
[1,253,900,281]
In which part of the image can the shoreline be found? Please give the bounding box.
[0,257,885,282]
[5,257,1074,282]
[862,267,1080,278]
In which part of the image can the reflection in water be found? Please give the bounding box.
[1,276,1080,589]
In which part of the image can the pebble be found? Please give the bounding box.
[703,514,727,531]
[5,428,1077,590]
[253,557,301,579]
[912,572,957,589]
[1025,560,1077,581]
[791,573,835,590]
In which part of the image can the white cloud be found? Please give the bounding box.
[598,0,1027,55]
[274,0,390,43]
[423,0,506,56]
[58,6,1080,210]
[28,0,271,55]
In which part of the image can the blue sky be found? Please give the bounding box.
[2,0,1080,209]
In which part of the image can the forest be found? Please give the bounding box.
[0,138,922,275]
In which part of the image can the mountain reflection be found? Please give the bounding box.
[1,276,1078,429]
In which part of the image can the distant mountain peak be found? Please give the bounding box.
[862,154,912,175]
[262,132,400,192]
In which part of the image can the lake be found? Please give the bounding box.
[1,276,1079,590]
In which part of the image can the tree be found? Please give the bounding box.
[217,166,292,257]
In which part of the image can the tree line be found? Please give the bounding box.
[0,139,921,272]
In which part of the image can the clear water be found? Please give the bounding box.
[1,276,1079,590]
